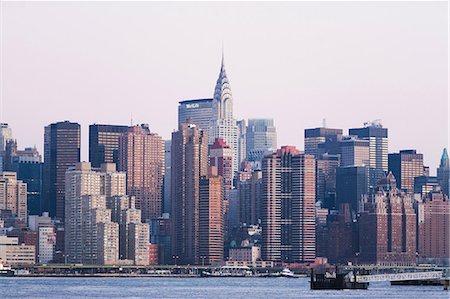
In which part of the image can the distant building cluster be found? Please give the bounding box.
[0,55,448,268]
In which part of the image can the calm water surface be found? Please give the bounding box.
[2,277,447,298]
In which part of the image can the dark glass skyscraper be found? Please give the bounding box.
[388,150,424,194]
[42,121,80,219]
[336,166,369,213]
[89,124,129,168]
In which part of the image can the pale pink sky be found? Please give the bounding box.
[1,2,448,173]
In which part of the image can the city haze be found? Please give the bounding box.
[2,1,448,172]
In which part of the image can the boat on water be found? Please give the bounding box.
[202,266,255,277]
[0,259,14,277]
[279,268,300,278]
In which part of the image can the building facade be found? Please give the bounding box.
[261,146,316,263]
[118,125,164,222]
[388,150,424,194]
[89,124,129,168]
[171,122,208,265]
[0,172,27,222]
[359,173,416,265]
[43,121,80,219]
[178,98,214,131]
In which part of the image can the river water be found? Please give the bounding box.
[2,277,447,298]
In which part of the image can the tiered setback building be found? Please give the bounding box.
[65,162,149,265]
[261,146,316,263]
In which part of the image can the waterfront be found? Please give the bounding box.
[1,277,447,298]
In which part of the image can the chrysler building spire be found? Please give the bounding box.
[213,50,233,119]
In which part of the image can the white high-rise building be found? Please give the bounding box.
[0,123,12,151]
[210,54,240,176]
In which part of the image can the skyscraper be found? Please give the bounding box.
[0,123,12,152]
[42,121,80,219]
[246,119,277,161]
[338,136,370,167]
[199,167,225,265]
[304,127,342,158]
[349,121,388,189]
[261,146,316,263]
[316,153,340,207]
[237,119,246,167]
[163,140,171,214]
[118,125,164,222]
[336,166,370,213]
[388,150,424,194]
[236,163,262,226]
[178,98,214,131]
[89,124,129,168]
[209,54,239,177]
[209,138,233,201]
[437,148,449,196]
[171,121,209,265]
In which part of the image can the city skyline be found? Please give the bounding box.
[1,2,448,173]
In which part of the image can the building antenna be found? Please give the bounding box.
[322,118,327,128]
[130,113,133,126]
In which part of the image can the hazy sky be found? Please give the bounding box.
[2,1,448,173]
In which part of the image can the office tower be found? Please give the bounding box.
[118,125,164,222]
[89,124,129,168]
[178,98,214,131]
[163,140,171,214]
[437,148,450,196]
[261,146,316,263]
[338,136,370,167]
[388,150,424,194]
[43,121,80,219]
[336,166,369,213]
[171,122,208,265]
[0,123,12,151]
[0,172,27,222]
[316,153,340,207]
[65,162,132,265]
[349,121,388,188]
[237,119,246,167]
[304,127,343,158]
[417,190,450,265]
[209,138,233,201]
[209,55,239,177]
[414,176,439,198]
[246,119,277,162]
[359,173,416,265]
[199,167,224,265]
[236,164,262,226]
